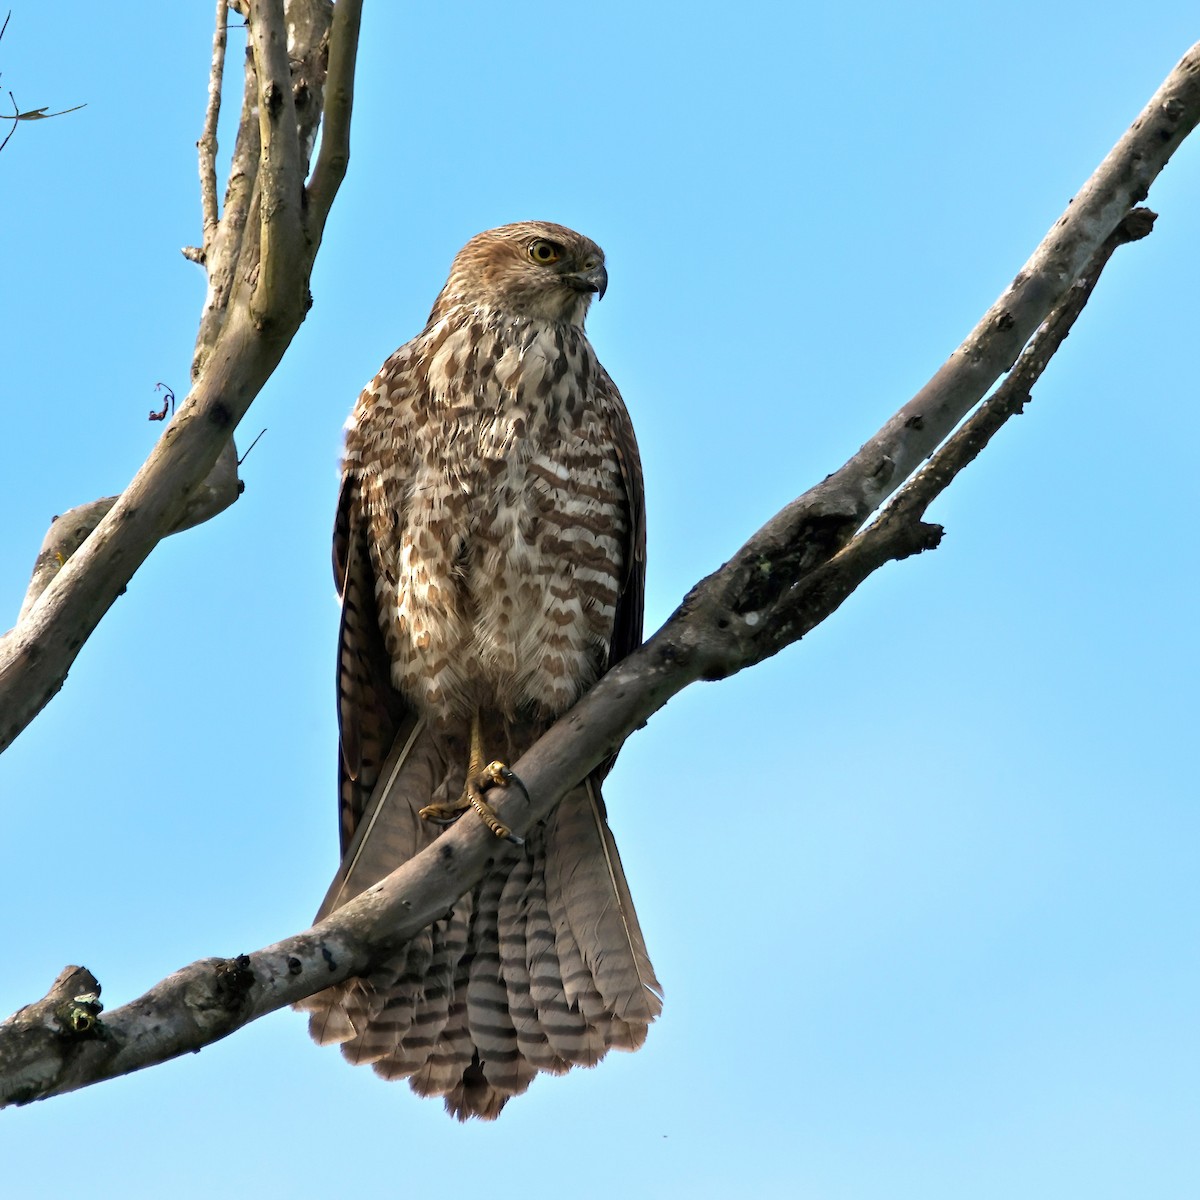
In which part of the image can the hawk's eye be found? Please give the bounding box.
[528,239,562,265]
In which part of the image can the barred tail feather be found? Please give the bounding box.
[498,834,572,1075]
[546,781,663,1031]
[300,709,661,1119]
[521,830,607,1069]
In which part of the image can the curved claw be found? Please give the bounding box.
[482,761,514,788]
[418,719,528,845]
[467,763,523,844]
[418,802,465,826]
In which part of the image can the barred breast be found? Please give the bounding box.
[345,308,628,726]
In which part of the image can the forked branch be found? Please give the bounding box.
[0,0,363,753]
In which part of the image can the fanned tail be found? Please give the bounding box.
[298,712,661,1119]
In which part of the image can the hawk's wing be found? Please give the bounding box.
[590,373,645,790]
[603,376,646,673]
[319,475,418,917]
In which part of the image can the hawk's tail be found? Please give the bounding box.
[296,726,662,1120]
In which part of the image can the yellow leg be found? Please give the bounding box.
[419,711,523,844]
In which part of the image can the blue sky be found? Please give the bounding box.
[2,4,1198,1197]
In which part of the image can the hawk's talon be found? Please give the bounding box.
[418,802,467,826]
[466,759,524,845]
[418,768,524,844]
[417,717,524,843]
[470,799,522,845]
[481,760,514,788]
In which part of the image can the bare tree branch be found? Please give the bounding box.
[191,22,261,380]
[15,440,243,623]
[247,0,307,325]
[306,0,359,241]
[752,208,1161,666]
[0,0,362,754]
[281,0,336,173]
[198,0,228,257]
[2,26,1193,1100]
[666,48,1200,678]
[872,208,1158,539]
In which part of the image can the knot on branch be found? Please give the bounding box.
[213,954,255,1012]
[55,990,104,1036]
[0,964,106,1105]
[264,80,286,119]
[902,521,944,559]
[1118,207,1157,242]
[731,512,860,615]
[988,388,1029,419]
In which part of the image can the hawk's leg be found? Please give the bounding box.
[419,711,524,845]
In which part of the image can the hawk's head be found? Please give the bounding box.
[431,222,608,327]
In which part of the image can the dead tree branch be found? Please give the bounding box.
[198,0,228,254]
[2,40,1196,1106]
[0,0,361,753]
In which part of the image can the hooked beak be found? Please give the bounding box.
[568,262,608,300]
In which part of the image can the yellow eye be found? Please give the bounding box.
[528,239,561,265]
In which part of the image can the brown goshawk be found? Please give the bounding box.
[298,222,661,1120]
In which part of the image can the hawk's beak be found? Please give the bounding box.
[569,263,608,300]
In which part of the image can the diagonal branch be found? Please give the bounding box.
[870,209,1158,542]
[702,44,1200,637]
[745,207,1161,665]
[2,31,1193,1099]
[14,440,242,623]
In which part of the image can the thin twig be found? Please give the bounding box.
[149,382,176,421]
[191,24,260,379]
[237,427,267,466]
[306,0,362,243]
[198,0,229,258]
[0,91,17,154]
[0,14,85,154]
